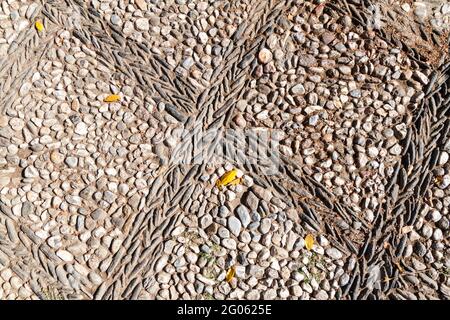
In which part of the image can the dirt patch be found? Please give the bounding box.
[377,0,448,68]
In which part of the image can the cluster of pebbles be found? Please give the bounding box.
[93,0,254,89]
[145,164,351,300]
[232,3,429,222]
[0,0,449,300]
[0,1,40,57]
[404,1,450,32]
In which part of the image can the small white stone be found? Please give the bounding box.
[389,144,402,156]
[9,118,24,131]
[198,32,208,44]
[35,230,49,239]
[48,235,62,248]
[65,157,78,168]
[439,151,449,165]
[57,250,74,262]
[24,166,39,178]
[19,82,31,96]
[135,18,149,31]
[367,146,379,158]
[135,0,148,11]
[1,269,13,282]
[442,3,450,15]
[401,3,411,12]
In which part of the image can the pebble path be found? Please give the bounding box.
[0,0,449,300]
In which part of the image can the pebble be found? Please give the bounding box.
[198,32,208,44]
[439,151,449,165]
[135,0,148,11]
[258,48,273,64]
[111,15,122,26]
[326,248,343,260]
[291,84,305,95]
[235,205,251,228]
[23,166,39,178]
[259,218,271,234]
[432,229,443,241]
[421,224,433,239]
[19,83,31,96]
[56,250,74,262]
[135,18,149,31]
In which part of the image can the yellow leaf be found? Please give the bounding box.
[435,175,444,185]
[216,168,239,189]
[226,266,236,283]
[104,94,121,103]
[305,234,314,251]
[35,20,44,32]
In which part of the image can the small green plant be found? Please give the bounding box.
[198,242,221,264]
[202,293,215,300]
[203,265,219,280]
[296,251,329,284]
[178,230,202,244]
[298,270,311,284]
[41,286,64,300]
[199,252,216,264]
[439,267,450,278]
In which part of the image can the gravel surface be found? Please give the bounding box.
[0,0,449,300]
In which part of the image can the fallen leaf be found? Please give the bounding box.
[216,168,239,189]
[305,234,314,251]
[226,266,236,283]
[35,20,44,32]
[104,94,121,103]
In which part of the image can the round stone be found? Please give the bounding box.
[9,118,24,131]
[74,122,88,135]
[23,166,39,178]
[258,48,273,64]
[135,18,150,31]
[326,247,343,260]
[439,151,449,165]
[65,157,78,168]
[421,224,433,239]
[56,250,74,262]
[198,32,208,44]
[433,229,443,241]
[259,218,271,234]
[429,210,442,223]
[50,151,64,164]
[235,205,251,228]
[227,216,242,237]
